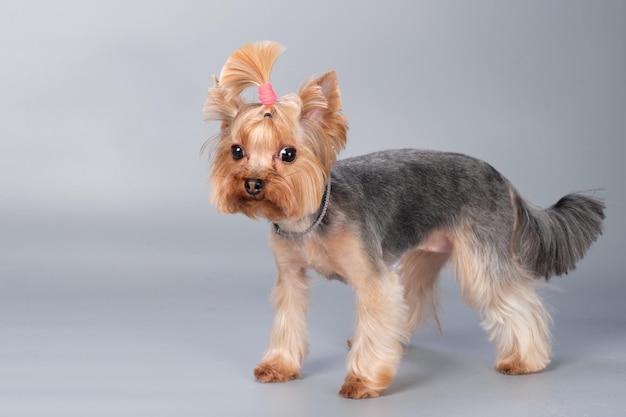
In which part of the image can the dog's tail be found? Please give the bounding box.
[511,190,605,279]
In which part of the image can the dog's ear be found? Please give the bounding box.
[299,70,341,121]
[203,75,244,124]
[299,70,347,151]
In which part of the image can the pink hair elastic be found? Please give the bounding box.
[258,83,277,106]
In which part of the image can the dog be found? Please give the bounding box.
[202,41,605,399]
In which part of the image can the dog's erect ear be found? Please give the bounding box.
[203,75,244,123]
[299,70,342,121]
[299,70,347,151]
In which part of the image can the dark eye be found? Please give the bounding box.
[279,147,297,163]
[231,145,245,160]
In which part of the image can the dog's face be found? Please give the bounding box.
[209,96,328,221]
[204,43,347,221]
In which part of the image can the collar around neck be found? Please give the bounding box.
[273,178,331,238]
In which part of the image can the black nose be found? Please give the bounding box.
[245,178,264,195]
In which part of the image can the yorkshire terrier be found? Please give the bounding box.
[203,41,605,399]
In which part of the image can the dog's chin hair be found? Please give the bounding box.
[232,199,286,222]
[210,171,326,222]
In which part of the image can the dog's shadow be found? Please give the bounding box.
[301,350,346,378]
[388,343,568,396]
[301,339,569,397]
[385,344,461,395]
[301,343,465,395]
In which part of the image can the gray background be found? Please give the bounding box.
[1,1,625,416]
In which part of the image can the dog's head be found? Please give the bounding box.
[203,41,347,222]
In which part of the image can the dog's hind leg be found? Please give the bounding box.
[452,229,552,375]
[483,271,552,375]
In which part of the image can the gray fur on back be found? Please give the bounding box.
[319,149,604,277]
[325,149,513,263]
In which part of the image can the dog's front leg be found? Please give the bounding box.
[339,270,410,399]
[254,266,309,383]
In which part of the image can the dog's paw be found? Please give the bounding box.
[338,374,383,399]
[254,361,300,383]
[496,357,547,375]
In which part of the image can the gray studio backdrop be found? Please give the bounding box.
[1,1,624,417]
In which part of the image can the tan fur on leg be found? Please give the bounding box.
[398,248,450,334]
[452,228,552,375]
[254,261,310,383]
[485,277,552,375]
[291,227,411,398]
[342,269,410,398]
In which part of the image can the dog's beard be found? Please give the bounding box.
[235,193,290,222]
[212,168,329,222]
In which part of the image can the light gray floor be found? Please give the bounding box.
[1,213,624,417]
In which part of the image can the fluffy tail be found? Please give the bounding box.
[511,191,605,279]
